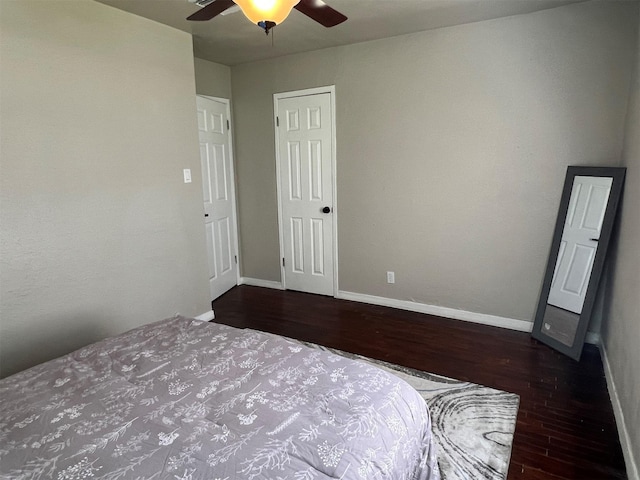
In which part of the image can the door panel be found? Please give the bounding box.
[547,176,612,314]
[197,96,238,300]
[212,144,228,200]
[205,222,217,280]
[288,143,302,200]
[311,218,324,275]
[217,217,232,274]
[277,91,335,296]
[291,217,304,273]
[309,141,323,200]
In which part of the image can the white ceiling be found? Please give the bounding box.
[97,0,584,65]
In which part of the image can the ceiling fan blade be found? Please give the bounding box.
[187,0,236,21]
[294,0,347,27]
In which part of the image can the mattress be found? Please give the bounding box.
[0,316,440,480]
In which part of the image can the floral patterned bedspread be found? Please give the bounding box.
[0,316,440,480]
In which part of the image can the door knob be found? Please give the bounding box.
[322,206,331,214]
[204,213,209,217]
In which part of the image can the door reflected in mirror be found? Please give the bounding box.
[548,175,612,315]
[532,166,625,360]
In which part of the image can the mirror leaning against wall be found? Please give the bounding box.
[532,166,626,361]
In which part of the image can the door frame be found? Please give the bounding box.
[273,86,339,297]
[197,95,241,289]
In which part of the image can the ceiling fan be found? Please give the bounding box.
[187,0,347,35]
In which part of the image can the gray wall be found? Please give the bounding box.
[0,0,211,377]
[194,57,232,99]
[231,1,637,321]
[602,10,640,474]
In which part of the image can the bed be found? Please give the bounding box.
[0,316,440,480]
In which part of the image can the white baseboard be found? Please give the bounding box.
[235,282,601,343]
[239,277,284,290]
[337,290,534,332]
[195,310,215,322]
[600,342,639,480]
[337,291,601,344]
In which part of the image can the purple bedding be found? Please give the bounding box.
[0,316,440,479]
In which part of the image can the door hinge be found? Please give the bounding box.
[234,255,237,264]
[282,257,285,267]
[226,119,230,130]
[276,116,279,127]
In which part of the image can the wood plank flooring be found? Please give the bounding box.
[212,285,627,479]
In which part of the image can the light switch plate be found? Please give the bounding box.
[183,168,192,183]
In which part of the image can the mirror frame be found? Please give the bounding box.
[532,166,626,360]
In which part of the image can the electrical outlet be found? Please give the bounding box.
[387,271,395,284]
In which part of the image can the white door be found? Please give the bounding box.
[197,96,239,300]
[275,89,336,296]
[548,176,613,314]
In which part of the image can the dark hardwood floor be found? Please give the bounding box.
[212,285,627,480]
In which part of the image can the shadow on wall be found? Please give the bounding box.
[1,312,115,379]
[584,181,626,336]
[599,189,626,332]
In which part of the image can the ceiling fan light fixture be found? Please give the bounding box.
[233,0,300,26]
